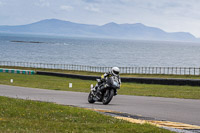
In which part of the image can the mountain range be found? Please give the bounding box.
[0,19,198,42]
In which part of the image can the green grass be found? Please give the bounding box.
[1,73,200,99]
[1,65,200,79]
[120,83,200,99]
[0,96,172,133]
[0,72,95,92]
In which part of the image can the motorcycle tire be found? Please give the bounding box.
[102,89,114,105]
[88,92,95,103]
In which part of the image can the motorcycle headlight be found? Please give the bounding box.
[113,81,119,88]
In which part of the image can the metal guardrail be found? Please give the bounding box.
[0,61,200,75]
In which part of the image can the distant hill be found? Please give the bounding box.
[0,19,198,42]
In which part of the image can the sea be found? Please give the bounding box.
[1,33,200,67]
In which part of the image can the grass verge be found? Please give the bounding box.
[0,96,172,133]
[1,73,200,99]
[1,65,200,79]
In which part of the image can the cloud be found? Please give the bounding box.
[85,4,100,12]
[35,0,50,7]
[83,0,100,3]
[0,0,5,6]
[60,5,73,11]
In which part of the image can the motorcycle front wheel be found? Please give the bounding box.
[88,92,95,103]
[102,89,114,105]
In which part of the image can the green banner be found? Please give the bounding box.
[0,68,35,75]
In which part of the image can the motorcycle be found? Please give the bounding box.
[88,76,120,105]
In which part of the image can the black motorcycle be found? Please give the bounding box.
[88,76,120,105]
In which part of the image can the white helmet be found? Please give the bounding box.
[111,67,120,76]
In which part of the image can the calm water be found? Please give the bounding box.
[1,33,200,67]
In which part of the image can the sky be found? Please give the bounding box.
[0,0,200,37]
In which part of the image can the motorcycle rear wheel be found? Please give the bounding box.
[88,92,95,103]
[102,89,114,105]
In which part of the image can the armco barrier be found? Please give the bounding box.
[0,68,35,75]
[37,71,99,80]
[36,71,200,86]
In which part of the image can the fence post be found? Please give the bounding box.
[199,68,200,75]
[160,67,161,74]
[176,67,177,74]
[138,67,140,74]
[164,67,166,75]
[184,68,186,75]
[156,67,157,74]
[150,67,152,74]
[131,67,133,74]
[189,68,191,75]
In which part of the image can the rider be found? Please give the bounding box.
[94,67,121,95]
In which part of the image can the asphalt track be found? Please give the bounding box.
[0,84,200,127]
